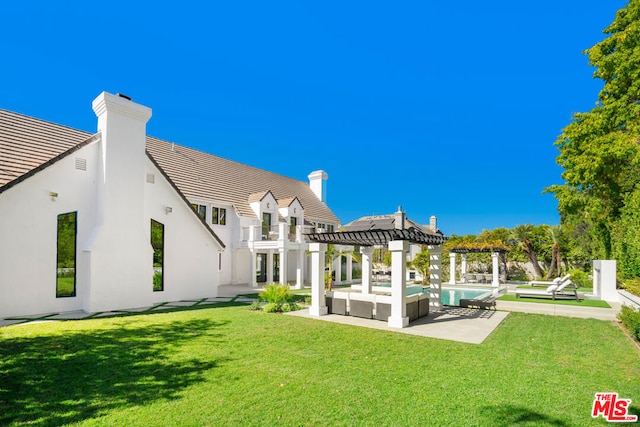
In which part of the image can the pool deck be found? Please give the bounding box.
[287,307,509,344]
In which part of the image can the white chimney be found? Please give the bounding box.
[429,215,437,232]
[308,170,328,202]
[84,92,153,313]
[394,206,405,230]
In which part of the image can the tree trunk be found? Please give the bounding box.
[545,244,559,279]
[523,239,544,279]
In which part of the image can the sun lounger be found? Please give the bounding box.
[516,280,579,301]
[459,296,497,310]
[528,274,571,287]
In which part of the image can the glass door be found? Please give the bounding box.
[273,253,280,283]
[256,253,267,283]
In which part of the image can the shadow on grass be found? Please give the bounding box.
[0,317,229,426]
[480,405,570,426]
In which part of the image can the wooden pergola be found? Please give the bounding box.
[447,244,509,286]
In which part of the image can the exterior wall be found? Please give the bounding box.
[145,161,220,303]
[0,144,99,318]
[0,142,223,318]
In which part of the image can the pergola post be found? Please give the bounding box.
[461,253,467,283]
[491,252,500,287]
[309,243,328,316]
[428,245,443,311]
[448,252,456,284]
[346,251,353,283]
[360,246,374,294]
[388,240,409,328]
[335,251,343,285]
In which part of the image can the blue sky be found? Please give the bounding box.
[0,1,629,235]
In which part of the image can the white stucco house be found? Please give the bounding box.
[0,92,340,319]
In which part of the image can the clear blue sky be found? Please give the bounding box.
[0,1,629,235]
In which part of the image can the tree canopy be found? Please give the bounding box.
[545,0,640,269]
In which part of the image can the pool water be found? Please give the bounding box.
[441,287,492,306]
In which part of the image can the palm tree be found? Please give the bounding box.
[511,225,544,279]
[545,225,563,280]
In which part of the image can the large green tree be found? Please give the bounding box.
[546,0,640,259]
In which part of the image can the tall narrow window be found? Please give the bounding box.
[151,219,164,292]
[212,207,227,225]
[290,216,298,235]
[262,212,272,239]
[56,212,77,297]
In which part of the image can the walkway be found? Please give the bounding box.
[1,284,622,345]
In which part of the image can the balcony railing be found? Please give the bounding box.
[239,224,317,243]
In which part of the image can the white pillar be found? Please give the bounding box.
[266,249,274,284]
[360,246,374,294]
[428,245,443,311]
[249,249,257,288]
[593,260,618,302]
[309,243,328,316]
[335,253,343,285]
[295,246,304,289]
[449,252,457,284]
[461,254,467,283]
[491,252,500,287]
[388,240,409,328]
[346,251,353,283]
[278,223,288,285]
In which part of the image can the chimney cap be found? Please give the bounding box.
[117,93,132,101]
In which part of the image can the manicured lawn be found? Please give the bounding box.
[1,305,638,426]
[499,294,612,308]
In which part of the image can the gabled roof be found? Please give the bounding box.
[0,110,91,187]
[0,109,340,226]
[343,214,442,236]
[145,137,339,224]
[306,212,447,246]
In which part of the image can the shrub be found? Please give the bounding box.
[248,301,264,311]
[259,283,293,305]
[618,305,640,341]
[254,284,300,313]
[621,278,640,297]
[263,302,280,313]
[567,269,590,288]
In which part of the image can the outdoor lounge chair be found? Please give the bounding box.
[515,280,579,301]
[459,296,497,310]
[528,274,571,287]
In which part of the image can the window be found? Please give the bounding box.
[212,207,226,225]
[316,223,325,232]
[191,204,206,221]
[262,212,272,239]
[327,224,335,233]
[290,216,298,235]
[56,212,77,297]
[151,219,164,292]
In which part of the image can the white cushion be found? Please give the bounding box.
[546,284,558,293]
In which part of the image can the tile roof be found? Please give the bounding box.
[0,110,91,187]
[0,109,340,225]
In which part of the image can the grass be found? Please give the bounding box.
[1,305,638,426]
[500,294,612,308]
[516,284,592,293]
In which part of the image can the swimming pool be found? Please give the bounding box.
[441,287,493,306]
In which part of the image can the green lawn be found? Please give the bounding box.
[500,294,612,308]
[1,305,638,426]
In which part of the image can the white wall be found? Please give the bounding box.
[145,162,220,303]
[0,143,98,318]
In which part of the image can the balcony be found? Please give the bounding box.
[235,224,316,248]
